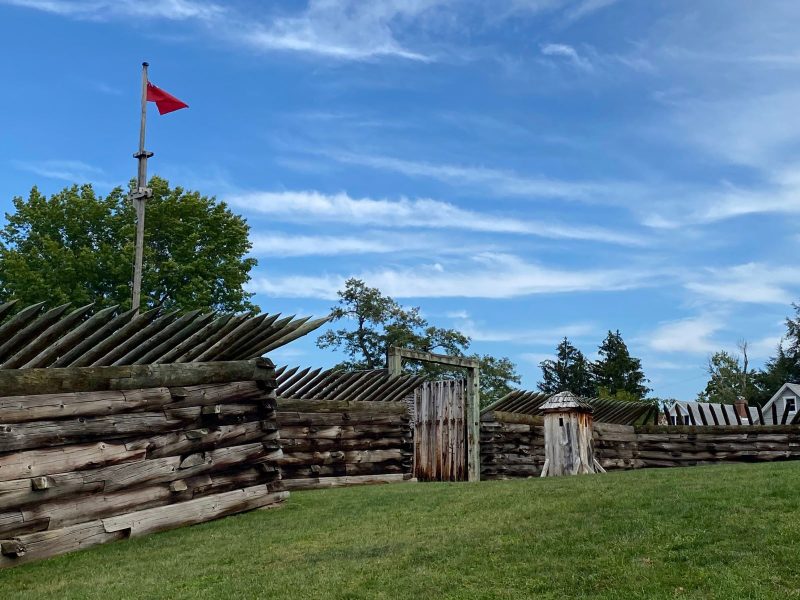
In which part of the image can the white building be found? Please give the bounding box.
[760,383,800,425]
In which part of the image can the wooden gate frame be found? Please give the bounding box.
[387,347,480,482]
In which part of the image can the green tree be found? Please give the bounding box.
[477,354,522,408]
[698,349,754,404]
[537,337,595,397]
[592,330,650,400]
[316,278,520,405]
[751,306,800,404]
[0,177,257,312]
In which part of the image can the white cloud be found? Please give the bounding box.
[11,159,113,185]
[230,189,646,246]
[319,150,639,205]
[2,0,224,20]
[685,263,800,305]
[250,252,655,300]
[240,0,435,62]
[648,315,722,354]
[455,318,596,343]
[562,0,619,22]
[540,43,592,70]
[249,231,479,258]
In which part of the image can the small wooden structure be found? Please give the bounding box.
[540,391,605,477]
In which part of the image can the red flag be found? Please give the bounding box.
[146,82,188,115]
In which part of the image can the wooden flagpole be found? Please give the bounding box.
[131,62,154,312]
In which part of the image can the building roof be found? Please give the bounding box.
[275,365,424,402]
[764,383,800,409]
[0,300,329,369]
[482,389,656,425]
[539,391,594,413]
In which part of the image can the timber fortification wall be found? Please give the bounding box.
[276,398,414,490]
[480,410,800,479]
[0,359,286,568]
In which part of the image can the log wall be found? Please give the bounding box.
[0,359,287,568]
[481,411,800,479]
[276,398,414,490]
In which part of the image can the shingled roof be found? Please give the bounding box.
[0,300,329,369]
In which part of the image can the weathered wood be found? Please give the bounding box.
[102,485,288,536]
[0,519,127,567]
[0,359,275,396]
[0,441,145,482]
[0,410,202,452]
[281,473,413,491]
[23,305,121,369]
[1,304,95,369]
[0,387,172,423]
[276,398,408,415]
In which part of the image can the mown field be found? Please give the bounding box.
[2,462,800,599]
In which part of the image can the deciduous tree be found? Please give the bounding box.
[0,177,257,312]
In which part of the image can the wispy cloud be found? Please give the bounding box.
[239,1,434,62]
[4,0,624,63]
[540,43,592,70]
[685,263,800,305]
[249,231,485,258]
[318,150,637,205]
[648,315,723,354]
[562,0,619,22]
[250,252,656,300]
[229,189,646,246]
[453,317,596,343]
[2,0,225,21]
[11,159,113,185]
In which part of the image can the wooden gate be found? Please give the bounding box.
[413,379,467,481]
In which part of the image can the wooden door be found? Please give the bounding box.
[413,379,467,481]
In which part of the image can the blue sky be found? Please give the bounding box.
[1,0,799,400]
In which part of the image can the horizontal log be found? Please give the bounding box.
[0,410,202,452]
[278,437,410,452]
[126,421,273,458]
[101,485,288,536]
[0,519,127,568]
[277,413,409,427]
[281,473,413,491]
[277,398,408,415]
[0,441,145,482]
[169,381,268,408]
[0,388,172,424]
[0,359,275,397]
[0,442,282,512]
[279,425,410,440]
[481,412,543,426]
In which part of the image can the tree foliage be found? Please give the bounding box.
[750,305,800,405]
[0,177,257,312]
[698,344,756,405]
[537,331,650,401]
[317,278,520,406]
[592,330,650,400]
[537,337,594,397]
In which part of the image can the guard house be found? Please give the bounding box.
[540,391,605,477]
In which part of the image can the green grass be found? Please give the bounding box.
[3,463,800,599]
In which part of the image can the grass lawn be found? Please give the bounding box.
[2,462,800,599]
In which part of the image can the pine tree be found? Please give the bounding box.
[538,337,595,397]
[592,330,650,400]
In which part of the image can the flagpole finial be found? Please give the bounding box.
[142,61,149,67]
